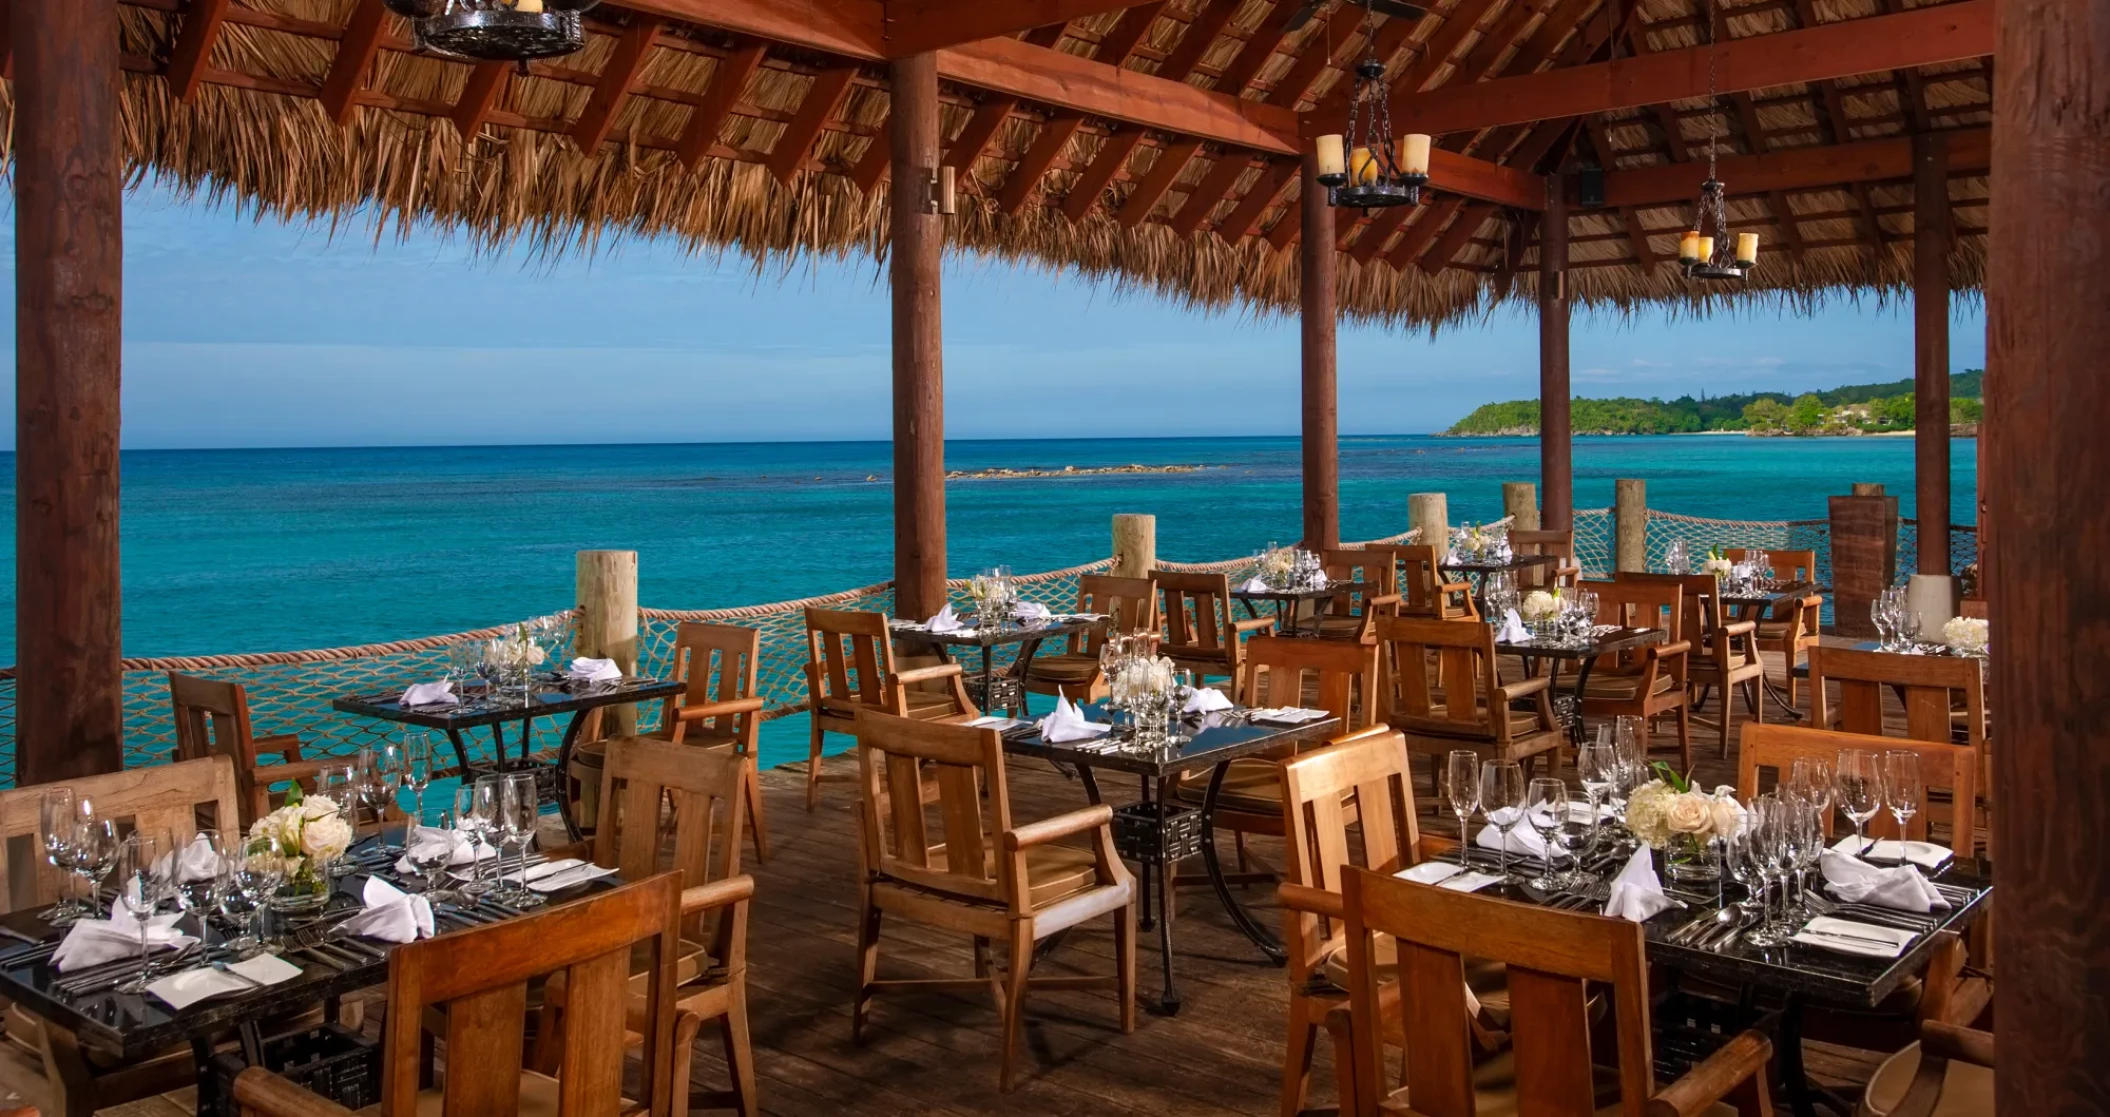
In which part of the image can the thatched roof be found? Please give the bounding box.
[43,0,1989,327]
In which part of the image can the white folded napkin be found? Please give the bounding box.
[52,902,197,972]
[1496,608,1531,645]
[1308,571,1330,590]
[1013,601,1052,622]
[1474,814,1568,862]
[1820,849,1951,913]
[1829,834,1952,871]
[1037,697,1112,744]
[1236,577,1271,593]
[147,953,303,1010]
[1790,915,1917,959]
[399,681,459,708]
[339,876,435,944]
[1602,846,1678,922]
[394,826,495,874]
[926,604,966,633]
[155,833,226,884]
[1249,707,1329,725]
[526,860,619,894]
[1183,687,1234,714]
[567,657,622,683]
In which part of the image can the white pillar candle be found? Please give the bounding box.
[1735,232,1760,264]
[1315,135,1346,178]
[1695,235,1716,262]
[1398,133,1432,177]
[1350,146,1380,186]
[1678,231,1702,262]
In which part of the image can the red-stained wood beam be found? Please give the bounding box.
[450,62,511,141]
[1215,1,1298,96]
[677,41,767,169]
[168,0,232,101]
[998,115,1082,211]
[1062,2,1230,221]
[767,66,857,183]
[944,96,1020,171]
[1307,8,1435,120]
[1216,158,1298,239]
[1386,197,1465,268]
[1092,0,1169,66]
[573,16,664,152]
[1264,4,1361,108]
[880,0,1156,58]
[1158,0,1242,83]
[1118,138,1203,225]
[1600,126,1990,206]
[1581,115,1656,268]
[319,0,388,127]
[1265,197,1304,249]
[1372,0,1992,138]
[621,0,884,59]
[852,130,893,192]
[1168,150,1253,236]
[1421,201,1497,273]
[1062,128,1148,221]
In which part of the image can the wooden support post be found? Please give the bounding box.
[1914,132,1953,576]
[1987,0,2110,1100]
[1539,175,1574,531]
[15,0,125,783]
[1851,482,1887,496]
[890,53,948,620]
[1827,493,1899,639]
[575,551,640,737]
[1614,479,1647,572]
[1408,493,1450,547]
[1300,146,1340,551]
[1501,482,1540,531]
[1111,515,1157,579]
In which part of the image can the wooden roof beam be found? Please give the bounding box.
[1168,151,1256,236]
[450,62,512,141]
[677,41,768,169]
[767,66,858,183]
[1386,196,1466,268]
[1369,0,1992,138]
[168,0,233,101]
[1215,159,1299,239]
[1118,138,1204,225]
[997,115,1083,211]
[880,0,1158,58]
[319,0,389,127]
[1062,128,1149,220]
[573,16,664,152]
[1215,0,1299,97]
[1264,4,1364,108]
[945,96,1022,172]
[1601,126,1989,206]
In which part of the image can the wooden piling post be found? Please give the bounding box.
[889,52,948,620]
[1408,493,1449,546]
[575,550,639,736]
[1851,482,1886,497]
[1538,175,1574,532]
[1614,479,1648,572]
[1914,132,1953,577]
[1300,144,1340,551]
[1827,493,1898,639]
[1111,514,1157,579]
[1501,482,1540,531]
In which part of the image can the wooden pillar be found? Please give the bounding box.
[1408,493,1449,547]
[1614,479,1647,572]
[1111,514,1156,579]
[575,551,639,736]
[1539,176,1573,532]
[889,53,947,620]
[15,0,124,783]
[1500,482,1540,531]
[1987,0,2110,1103]
[1300,148,1340,551]
[1851,482,1886,497]
[1914,133,1953,576]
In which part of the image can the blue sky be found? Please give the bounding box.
[0,181,1986,449]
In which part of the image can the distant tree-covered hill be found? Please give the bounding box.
[1444,370,1984,436]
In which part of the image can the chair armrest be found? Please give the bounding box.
[1364,593,1403,611]
[1497,675,1553,702]
[1919,1020,1994,1068]
[1719,620,1758,637]
[539,840,594,863]
[673,695,767,722]
[256,758,327,788]
[252,733,305,761]
[1437,580,1475,596]
[893,663,965,685]
[1649,640,1693,661]
[681,873,756,916]
[1647,1029,1774,1117]
[1005,805,1114,851]
[1234,616,1279,635]
[233,1067,358,1117]
[1277,882,1345,921]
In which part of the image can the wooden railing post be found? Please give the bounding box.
[1501,482,1540,531]
[1827,490,1898,638]
[1614,479,1647,572]
[1111,514,1157,578]
[1409,492,1449,546]
[576,550,639,736]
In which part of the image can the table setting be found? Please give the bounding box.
[1229,545,1339,636]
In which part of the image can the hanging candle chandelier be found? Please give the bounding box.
[1311,1,1433,214]
[383,0,599,63]
[1677,1,1758,279]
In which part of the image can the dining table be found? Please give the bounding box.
[1715,580,1829,718]
[1229,583,1352,637]
[1440,553,1566,614]
[1497,624,1668,743]
[992,702,1341,1015]
[889,612,1104,716]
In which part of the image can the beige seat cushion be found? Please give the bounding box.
[1172,757,1286,815]
[1581,671,1678,702]
[1861,1041,1994,1117]
[1320,934,1512,1025]
[1018,653,1101,685]
[915,842,1104,908]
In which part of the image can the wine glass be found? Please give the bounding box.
[1787,756,1834,827]
[1577,733,1615,807]
[457,782,497,896]
[501,772,547,908]
[374,742,406,846]
[1479,761,1526,883]
[1445,750,1480,865]
[401,732,433,824]
[115,831,178,994]
[407,810,461,904]
[1881,750,1923,846]
[1835,749,1883,855]
[176,828,224,913]
[69,802,119,919]
[445,640,478,696]
[1740,797,1789,948]
[39,788,79,924]
[1523,778,1568,890]
[221,840,280,959]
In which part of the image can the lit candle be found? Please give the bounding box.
[1315,135,1346,180]
[1678,231,1702,262]
[1736,232,1760,265]
[1696,235,1716,262]
[1349,147,1380,186]
[1398,133,1432,177]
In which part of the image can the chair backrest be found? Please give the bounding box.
[853,709,1016,909]
[1394,545,1477,620]
[1810,646,1987,750]
[1342,867,1656,1117]
[1617,572,1724,641]
[1281,728,1421,895]
[1320,549,1400,629]
[804,607,900,710]
[169,672,285,824]
[0,756,243,913]
[1725,548,1820,585]
[1151,569,1236,660]
[381,874,683,1117]
[1589,579,1682,673]
[1737,723,1977,847]
[591,737,746,943]
[1373,616,1505,740]
[664,622,761,746]
[1510,530,1579,589]
[1076,574,1158,656]
[1239,636,1380,731]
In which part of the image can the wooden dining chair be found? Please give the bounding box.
[1724,548,1826,708]
[850,708,1135,1091]
[1152,569,1277,684]
[1582,579,1693,770]
[1337,867,1777,1117]
[1012,573,1158,702]
[1392,544,1479,621]
[233,874,690,1117]
[168,672,330,828]
[1314,549,1404,642]
[1737,724,1976,848]
[0,757,241,1117]
[802,607,978,810]
[1810,646,1989,856]
[1374,615,1564,803]
[1857,1021,1994,1117]
[1509,529,1581,590]
[1619,571,1766,757]
[533,736,758,1116]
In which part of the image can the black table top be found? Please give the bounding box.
[0,832,617,1059]
[1498,625,1667,661]
[995,702,1341,779]
[1440,554,1563,573]
[1717,581,1829,607]
[888,614,1102,649]
[1230,584,1345,603]
[330,675,683,730]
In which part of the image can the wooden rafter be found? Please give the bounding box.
[677,41,768,169]
[1601,127,1989,206]
[1214,1,1297,97]
[880,0,1156,58]
[168,0,232,102]
[1167,150,1253,235]
[450,62,511,141]
[1265,196,1304,249]
[1215,159,1299,239]
[1264,4,1362,108]
[852,130,893,191]
[944,96,1021,171]
[1386,196,1465,268]
[998,115,1083,211]
[1581,115,1656,268]
[1157,0,1242,83]
[1118,138,1204,225]
[573,16,664,152]
[1062,0,1234,221]
[1425,114,1574,272]
[767,66,858,183]
[1308,7,1433,121]
[1062,129,1149,221]
[319,0,389,127]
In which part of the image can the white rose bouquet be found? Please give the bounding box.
[1258,546,1296,582]
[1519,589,1561,621]
[1942,616,1989,656]
[1622,764,1743,850]
[1701,547,1734,580]
[487,623,548,672]
[246,786,352,888]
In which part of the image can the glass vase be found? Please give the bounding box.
[1660,833,1720,885]
[270,865,334,914]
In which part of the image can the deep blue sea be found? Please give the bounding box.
[0,434,1975,665]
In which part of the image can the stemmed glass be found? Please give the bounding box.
[1787,757,1833,826]
[1835,749,1884,855]
[459,780,499,896]
[407,810,461,904]
[1881,750,1923,844]
[1740,797,1790,948]
[115,832,178,994]
[445,641,478,698]
[1479,761,1526,882]
[374,742,406,845]
[1523,778,1569,890]
[69,802,119,919]
[401,732,433,824]
[1445,751,1480,865]
[221,841,281,959]
[40,788,80,924]
[501,772,547,908]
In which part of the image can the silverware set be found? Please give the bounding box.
[1666,906,1762,952]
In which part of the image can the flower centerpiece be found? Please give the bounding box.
[485,622,547,702]
[1700,547,1734,580]
[1108,654,1180,745]
[1519,588,1562,638]
[1622,763,1744,883]
[247,785,353,912]
[1941,616,1989,657]
[1258,546,1297,590]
